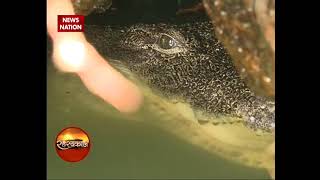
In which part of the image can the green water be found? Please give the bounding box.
[47,60,270,179]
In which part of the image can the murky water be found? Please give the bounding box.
[47,59,270,179]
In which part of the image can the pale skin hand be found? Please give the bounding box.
[47,0,143,113]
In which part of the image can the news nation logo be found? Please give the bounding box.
[55,127,91,162]
[58,15,84,32]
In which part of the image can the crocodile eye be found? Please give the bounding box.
[158,34,177,49]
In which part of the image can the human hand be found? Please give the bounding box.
[47,0,143,113]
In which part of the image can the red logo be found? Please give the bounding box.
[55,127,91,162]
[57,15,84,32]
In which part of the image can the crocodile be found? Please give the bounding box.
[83,14,275,178]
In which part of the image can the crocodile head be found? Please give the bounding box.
[84,16,275,134]
[82,14,276,178]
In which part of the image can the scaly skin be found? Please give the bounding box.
[82,15,275,178]
[84,15,275,133]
